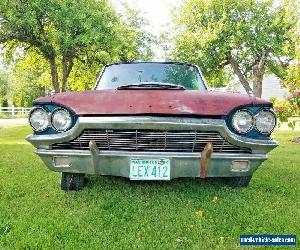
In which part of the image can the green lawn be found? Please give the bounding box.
[0,126,299,249]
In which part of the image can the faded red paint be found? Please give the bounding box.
[34,90,271,116]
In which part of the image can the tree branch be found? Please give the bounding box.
[276,55,292,69]
[61,49,75,92]
[228,53,253,95]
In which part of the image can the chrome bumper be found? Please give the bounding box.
[36,149,268,178]
[27,116,278,178]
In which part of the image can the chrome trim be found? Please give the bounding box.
[35,149,268,178]
[37,149,268,160]
[26,116,278,153]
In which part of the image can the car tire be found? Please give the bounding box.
[61,172,86,191]
[226,175,252,187]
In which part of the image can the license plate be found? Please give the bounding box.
[130,158,170,180]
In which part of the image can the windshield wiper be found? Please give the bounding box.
[117,82,186,90]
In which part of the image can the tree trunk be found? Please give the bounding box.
[85,83,90,90]
[228,54,253,95]
[253,66,263,97]
[252,52,268,98]
[61,52,74,92]
[48,58,60,93]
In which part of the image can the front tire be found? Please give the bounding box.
[226,175,252,187]
[61,172,86,191]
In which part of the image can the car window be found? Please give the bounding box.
[96,63,206,90]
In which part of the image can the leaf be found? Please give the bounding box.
[175,237,187,243]
[212,196,219,203]
[195,210,204,217]
[171,0,296,91]
[0,0,153,93]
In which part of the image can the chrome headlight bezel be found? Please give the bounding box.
[254,109,277,134]
[29,107,50,132]
[231,109,254,134]
[51,108,73,132]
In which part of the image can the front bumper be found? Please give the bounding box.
[37,149,268,178]
[27,116,278,178]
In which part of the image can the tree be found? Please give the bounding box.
[115,2,153,62]
[66,2,154,91]
[0,69,10,106]
[171,0,297,97]
[0,0,152,93]
[8,52,49,107]
[275,18,300,128]
[282,0,300,93]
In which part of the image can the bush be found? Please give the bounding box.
[271,91,300,130]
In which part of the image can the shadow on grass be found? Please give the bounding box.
[62,174,242,211]
[86,174,227,193]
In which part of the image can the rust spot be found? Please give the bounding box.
[200,143,213,178]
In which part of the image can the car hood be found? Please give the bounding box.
[34,90,271,116]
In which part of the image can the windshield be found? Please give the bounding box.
[96,62,206,90]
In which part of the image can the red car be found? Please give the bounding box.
[27,62,277,190]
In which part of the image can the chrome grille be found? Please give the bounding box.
[52,129,251,154]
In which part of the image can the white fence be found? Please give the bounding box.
[0,107,31,117]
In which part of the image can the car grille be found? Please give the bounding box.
[52,129,251,154]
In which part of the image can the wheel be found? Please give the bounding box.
[60,172,86,191]
[225,175,252,187]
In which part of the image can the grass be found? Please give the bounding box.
[0,126,299,249]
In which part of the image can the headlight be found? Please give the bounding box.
[51,108,72,132]
[29,108,49,132]
[255,110,276,134]
[232,110,254,133]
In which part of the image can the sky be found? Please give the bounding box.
[112,0,179,35]
[112,0,181,59]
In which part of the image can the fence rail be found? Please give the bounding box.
[0,107,31,117]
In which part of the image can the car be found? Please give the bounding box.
[26,62,278,191]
